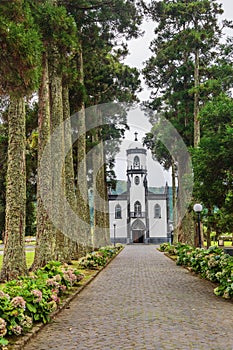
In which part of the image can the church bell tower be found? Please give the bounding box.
[126,133,149,243]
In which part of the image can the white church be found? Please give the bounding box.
[108,133,171,244]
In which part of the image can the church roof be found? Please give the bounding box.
[109,180,168,196]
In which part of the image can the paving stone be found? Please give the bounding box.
[23,245,233,350]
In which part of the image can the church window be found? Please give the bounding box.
[134,201,142,215]
[134,176,140,185]
[133,156,140,168]
[115,204,122,219]
[154,204,161,218]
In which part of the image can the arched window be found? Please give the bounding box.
[115,204,122,219]
[154,204,161,218]
[134,201,141,216]
[133,156,140,168]
[134,176,140,185]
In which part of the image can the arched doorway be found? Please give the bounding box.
[131,219,145,243]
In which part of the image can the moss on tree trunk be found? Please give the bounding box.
[75,47,92,255]
[49,46,70,263]
[0,97,28,281]
[62,84,80,259]
[32,52,55,270]
[176,155,194,246]
[92,107,110,248]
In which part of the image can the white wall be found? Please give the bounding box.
[148,199,167,237]
[129,174,146,212]
[109,200,127,238]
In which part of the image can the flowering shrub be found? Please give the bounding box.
[78,245,123,269]
[36,260,84,288]
[0,318,8,347]
[0,261,84,347]
[78,251,107,269]
[0,245,123,347]
[160,243,233,300]
[0,318,7,338]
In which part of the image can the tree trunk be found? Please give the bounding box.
[92,134,107,248]
[93,157,110,248]
[49,46,69,263]
[194,48,200,147]
[206,225,211,248]
[174,33,197,246]
[176,155,195,246]
[92,107,110,248]
[32,52,55,270]
[205,208,212,248]
[0,97,28,280]
[75,46,92,255]
[103,166,110,241]
[63,86,76,211]
[171,159,178,244]
[62,84,78,259]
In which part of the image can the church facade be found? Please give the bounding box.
[108,134,171,244]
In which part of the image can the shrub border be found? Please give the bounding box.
[158,243,233,301]
[6,245,124,350]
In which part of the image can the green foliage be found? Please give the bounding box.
[143,0,226,145]
[0,334,8,347]
[159,242,177,255]
[63,0,143,41]
[35,260,84,288]
[0,0,42,96]
[161,243,233,299]
[0,260,84,344]
[144,1,233,236]
[192,94,233,232]
[159,242,170,252]
[0,246,122,344]
[78,245,122,269]
[143,132,172,171]
[79,252,107,269]
[33,1,78,59]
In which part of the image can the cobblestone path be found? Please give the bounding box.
[23,245,233,350]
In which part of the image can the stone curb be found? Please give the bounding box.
[7,247,124,350]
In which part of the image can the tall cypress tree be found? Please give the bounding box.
[0,0,42,280]
[35,0,78,264]
[143,0,225,245]
[66,0,142,247]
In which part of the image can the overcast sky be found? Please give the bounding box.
[114,0,233,187]
[125,0,233,101]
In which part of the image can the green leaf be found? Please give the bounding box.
[0,337,9,346]
[34,313,40,321]
[26,303,37,313]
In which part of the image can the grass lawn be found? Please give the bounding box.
[26,251,35,267]
[204,241,233,247]
[223,241,233,246]
[0,251,35,270]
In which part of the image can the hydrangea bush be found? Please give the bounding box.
[78,245,123,269]
[160,243,233,300]
[0,245,123,347]
[0,261,84,346]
